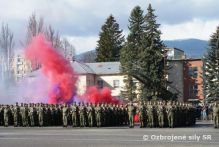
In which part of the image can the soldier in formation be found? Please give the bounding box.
[3,105,10,127]
[87,103,94,127]
[128,102,135,128]
[71,102,78,127]
[212,102,219,128]
[62,103,69,127]
[0,100,199,128]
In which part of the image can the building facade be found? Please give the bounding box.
[183,59,204,101]
[11,55,32,81]
[167,59,203,102]
[167,60,184,102]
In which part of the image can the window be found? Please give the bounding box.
[193,67,198,78]
[188,67,198,78]
[189,84,198,98]
[97,80,103,89]
[113,80,119,88]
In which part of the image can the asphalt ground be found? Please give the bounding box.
[0,121,218,147]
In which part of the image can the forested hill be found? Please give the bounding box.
[76,39,208,62]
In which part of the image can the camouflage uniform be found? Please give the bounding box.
[13,103,20,127]
[20,103,28,127]
[128,102,135,128]
[62,104,69,127]
[147,101,154,128]
[0,105,3,126]
[157,101,164,128]
[28,104,35,127]
[166,102,175,128]
[139,102,146,128]
[87,103,94,127]
[71,102,78,127]
[37,104,44,127]
[213,102,219,128]
[95,103,102,127]
[3,105,9,127]
[79,103,86,127]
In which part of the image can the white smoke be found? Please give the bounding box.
[0,69,49,104]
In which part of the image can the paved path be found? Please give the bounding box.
[0,121,218,147]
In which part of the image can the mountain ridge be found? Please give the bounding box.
[163,39,208,58]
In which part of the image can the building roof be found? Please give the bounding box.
[86,62,121,75]
[165,47,184,53]
[167,58,202,61]
[28,61,122,77]
[71,61,95,74]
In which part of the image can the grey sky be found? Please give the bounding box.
[0,0,219,53]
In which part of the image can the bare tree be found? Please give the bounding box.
[0,23,15,81]
[24,13,76,68]
[79,51,96,63]
[61,38,75,61]
[24,13,44,70]
[45,27,75,61]
[45,25,62,50]
[26,13,44,44]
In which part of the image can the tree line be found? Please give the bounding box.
[95,4,167,101]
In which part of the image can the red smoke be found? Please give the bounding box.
[81,86,120,104]
[25,34,77,104]
[134,114,140,122]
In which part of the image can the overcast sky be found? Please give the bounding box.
[0,0,219,54]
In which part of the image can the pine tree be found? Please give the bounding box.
[120,6,145,101]
[96,15,124,62]
[138,4,165,100]
[203,26,219,102]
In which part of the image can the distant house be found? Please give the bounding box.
[71,61,125,98]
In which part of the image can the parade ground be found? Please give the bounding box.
[0,121,218,147]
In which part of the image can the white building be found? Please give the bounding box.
[11,54,32,81]
[72,61,125,97]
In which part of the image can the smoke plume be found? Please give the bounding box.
[25,34,77,104]
[80,86,120,104]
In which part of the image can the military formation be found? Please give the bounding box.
[0,102,129,127]
[0,100,206,128]
[129,101,196,128]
